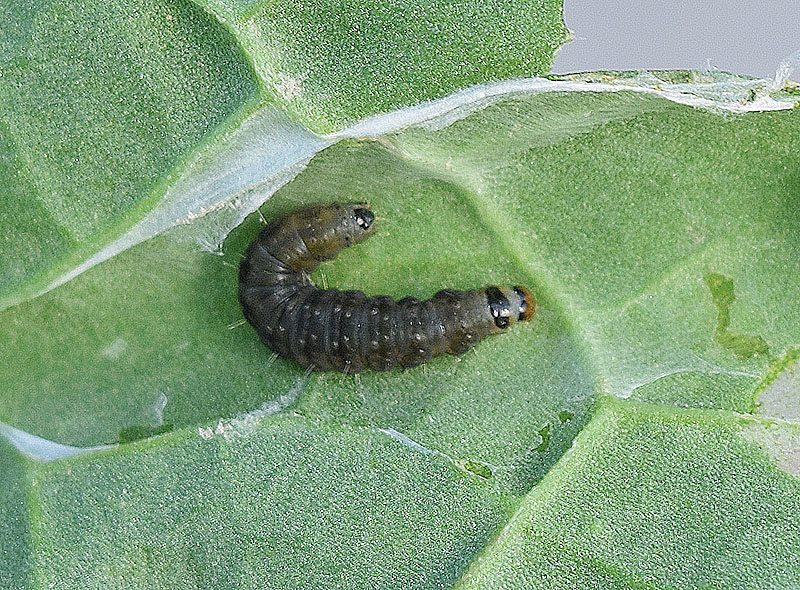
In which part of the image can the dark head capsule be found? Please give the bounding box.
[354,207,374,230]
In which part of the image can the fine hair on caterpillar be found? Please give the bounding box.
[238,203,536,373]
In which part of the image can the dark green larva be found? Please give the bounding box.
[238,203,535,373]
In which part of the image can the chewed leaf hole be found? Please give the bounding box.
[558,410,574,423]
[704,272,770,359]
[533,424,551,453]
[459,459,493,479]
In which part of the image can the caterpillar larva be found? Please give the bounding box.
[238,203,535,373]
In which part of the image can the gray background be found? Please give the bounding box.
[552,0,800,81]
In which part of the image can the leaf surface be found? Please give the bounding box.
[0,0,565,310]
[2,73,800,587]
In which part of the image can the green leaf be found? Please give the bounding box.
[3,72,800,586]
[456,397,800,589]
[0,437,31,589]
[15,415,515,589]
[0,0,261,310]
[196,0,569,131]
[0,0,566,313]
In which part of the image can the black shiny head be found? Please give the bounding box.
[486,287,511,329]
[354,207,374,231]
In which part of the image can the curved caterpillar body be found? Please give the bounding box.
[238,203,535,373]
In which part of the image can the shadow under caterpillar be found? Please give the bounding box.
[238,203,535,373]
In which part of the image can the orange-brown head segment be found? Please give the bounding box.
[513,285,536,322]
[485,285,536,333]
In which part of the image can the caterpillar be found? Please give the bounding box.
[238,203,535,373]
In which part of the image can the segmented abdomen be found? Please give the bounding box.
[238,203,534,373]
